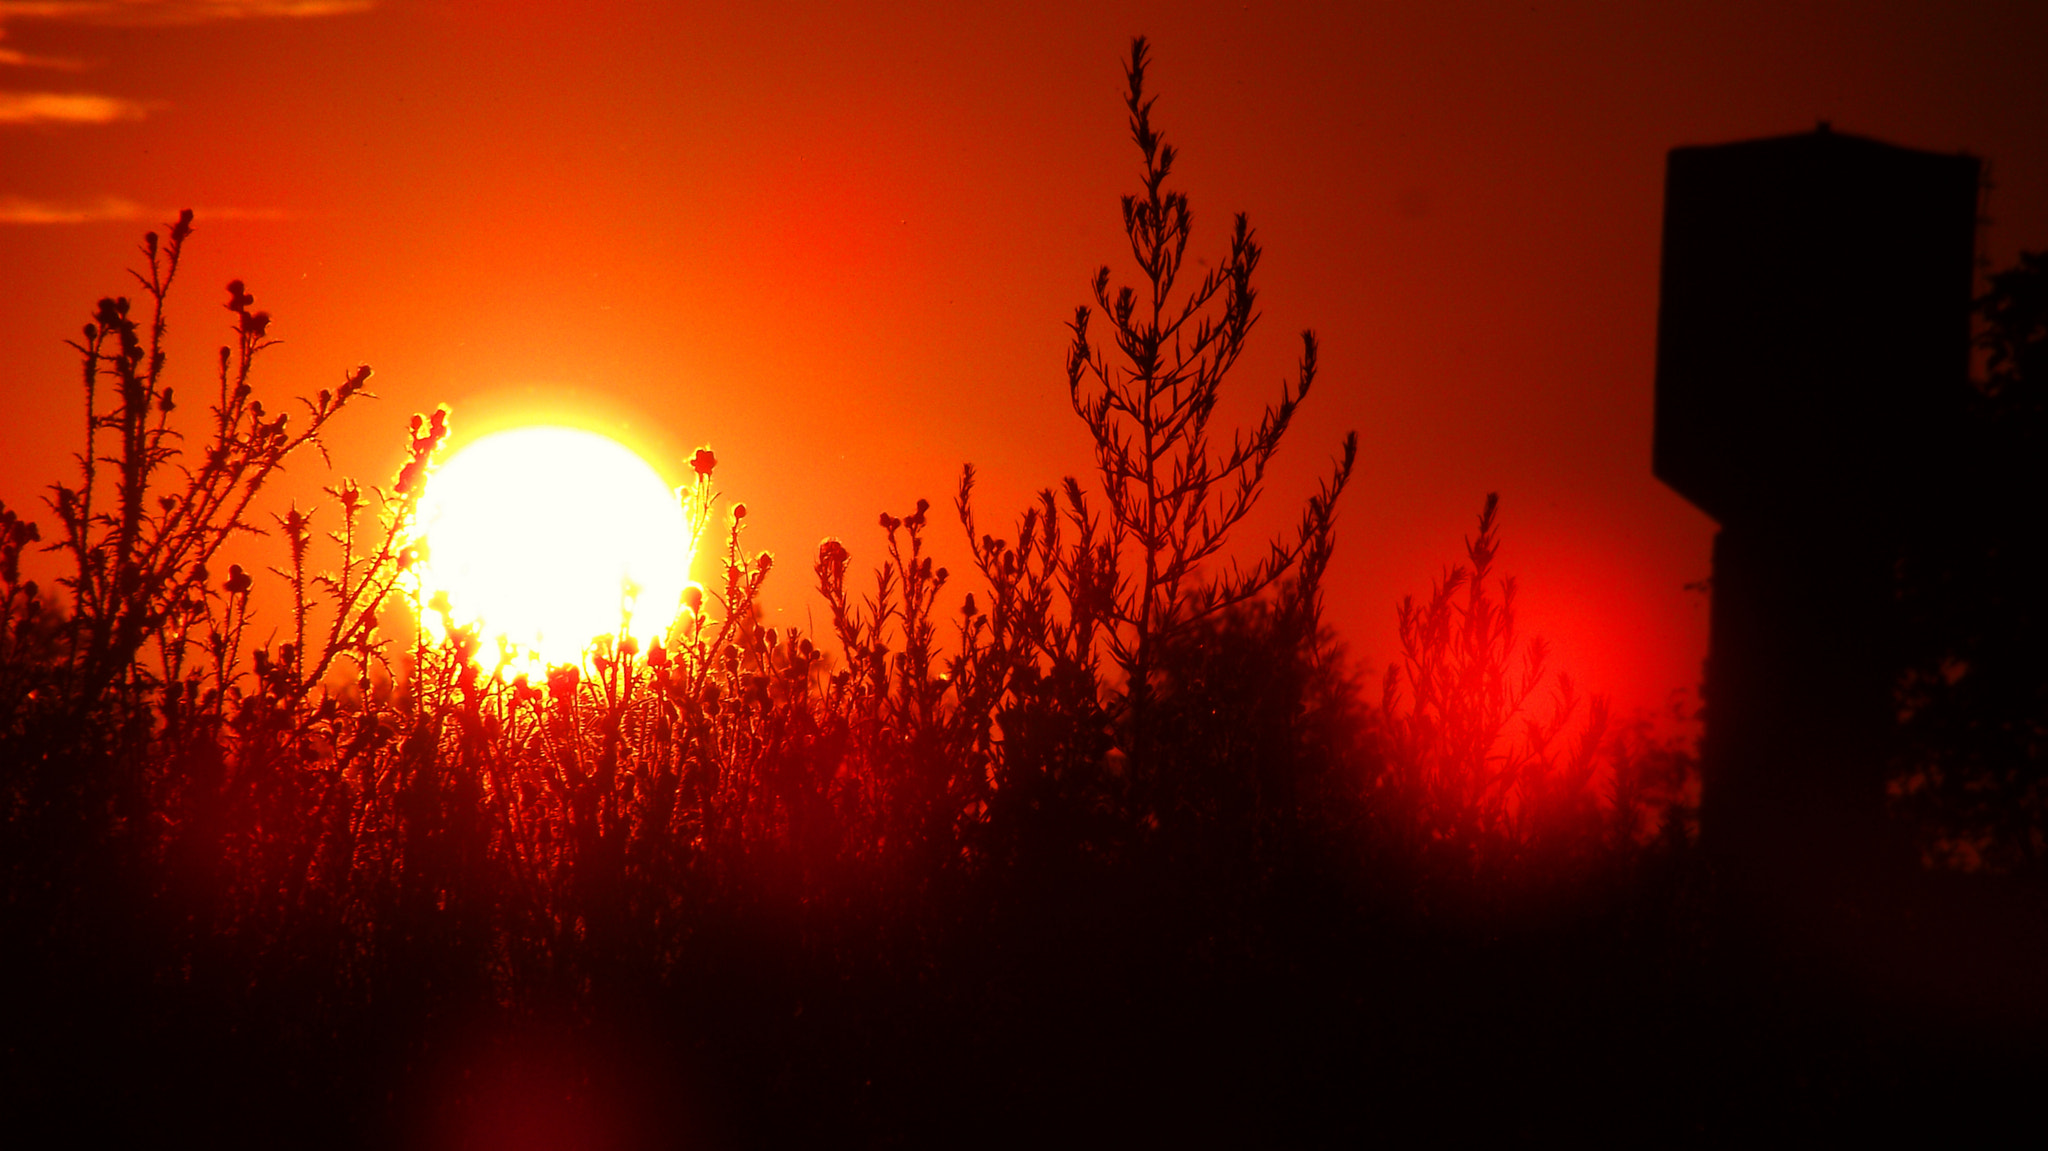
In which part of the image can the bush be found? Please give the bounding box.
[1371,493,1696,897]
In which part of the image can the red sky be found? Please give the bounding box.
[3,1,2045,721]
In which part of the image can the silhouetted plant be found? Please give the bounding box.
[1373,494,1696,890]
[49,218,376,715]
[1892,249,2048,872]
[0,213,391,962]
[945,475,1125,875]
[1056,36,1357,760]
[1979,251,2048,419]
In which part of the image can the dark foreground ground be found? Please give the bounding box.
[7,843,2044,1149]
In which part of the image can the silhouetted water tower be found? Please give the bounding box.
[1653,126,1979,881]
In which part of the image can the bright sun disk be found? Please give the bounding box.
[414,426,692,669]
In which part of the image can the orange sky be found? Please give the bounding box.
[3,1,2045,720]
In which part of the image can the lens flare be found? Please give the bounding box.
[414,426,691,668]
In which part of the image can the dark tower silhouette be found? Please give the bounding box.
[1653,127,1980,892]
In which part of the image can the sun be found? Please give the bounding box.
[413,426,693,669]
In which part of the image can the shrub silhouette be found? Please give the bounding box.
[1371,493,1696,898]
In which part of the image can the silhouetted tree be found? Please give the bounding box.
[1061,36,1357,766]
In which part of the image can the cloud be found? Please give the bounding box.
[0,1,369,72]
[0,194,288,223]
[0,89,147,122]
[0,1,373,25]
[0,193,148,221]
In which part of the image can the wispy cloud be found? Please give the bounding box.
[0,89,147,122]
[0,1,372,25]
[0,194,287,223]
[0,0,369,72]
[0,192,147,221]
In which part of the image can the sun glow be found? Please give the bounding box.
[413,426,692,669]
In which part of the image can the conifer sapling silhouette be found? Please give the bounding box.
[1060,36,1357,761]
